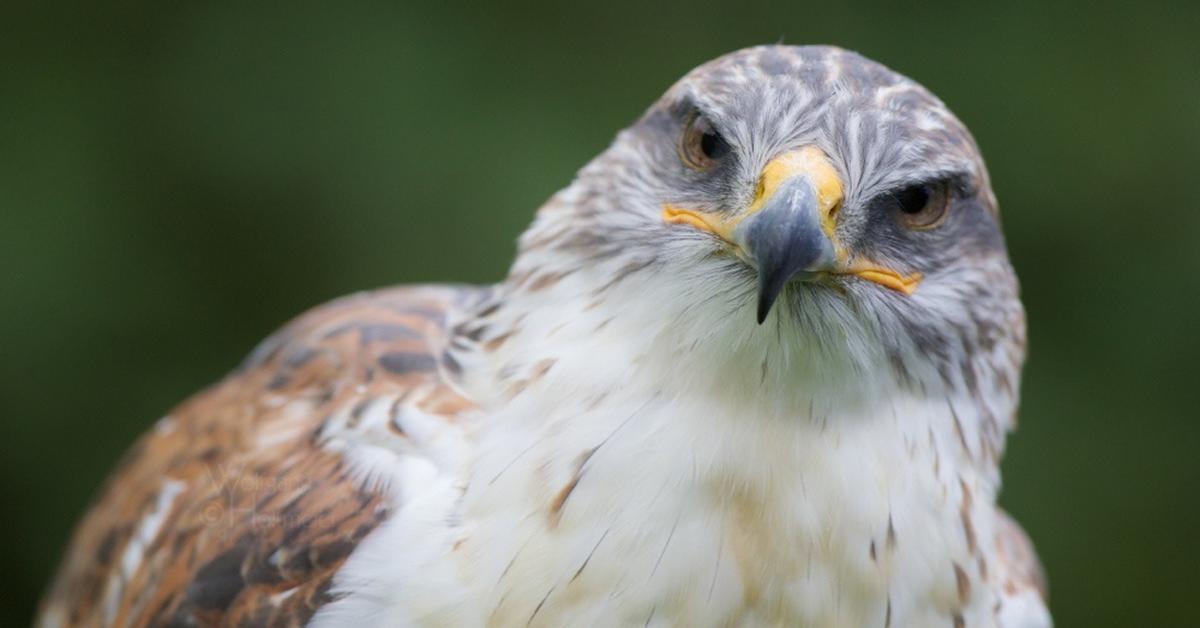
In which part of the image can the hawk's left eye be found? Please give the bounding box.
[679,113,729,170]
[893,181,951,230]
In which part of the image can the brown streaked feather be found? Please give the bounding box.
[38,286,483,627]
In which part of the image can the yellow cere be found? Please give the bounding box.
[662,146,844,244]
[748,146,844,242]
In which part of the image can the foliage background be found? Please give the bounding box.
[3,2,1197,625]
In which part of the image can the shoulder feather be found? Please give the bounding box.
[38,286,485,628]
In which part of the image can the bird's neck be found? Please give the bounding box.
[465,259,945,419]
[450,271,1016,625]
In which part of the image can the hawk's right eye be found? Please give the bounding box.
[679,112,729,170]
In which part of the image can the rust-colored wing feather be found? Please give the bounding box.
[38,286,483,627]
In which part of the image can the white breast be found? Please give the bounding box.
[316,377,1010,628]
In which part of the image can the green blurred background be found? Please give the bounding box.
[2,1,1197,625]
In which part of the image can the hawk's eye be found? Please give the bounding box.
[679,113,729,170]
[893,181,950,230]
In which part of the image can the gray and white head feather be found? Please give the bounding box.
[505,45,1023,415]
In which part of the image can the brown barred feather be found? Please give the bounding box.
[38,286,482,627]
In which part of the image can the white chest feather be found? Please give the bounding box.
[315,382,1007,628]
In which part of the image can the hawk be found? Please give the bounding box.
[39,45,1050,627]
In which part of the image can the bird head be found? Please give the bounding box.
[508,46,1024,403]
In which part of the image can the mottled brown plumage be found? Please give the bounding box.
[40,287,482,626]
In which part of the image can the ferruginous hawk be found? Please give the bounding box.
[39,45,1050,627]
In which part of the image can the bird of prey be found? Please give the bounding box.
[39,45,1050,627]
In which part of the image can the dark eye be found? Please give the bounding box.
[893,181,951,229]
[679,112,729,169]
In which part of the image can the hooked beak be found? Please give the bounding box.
[663,146,921,324]
[738,174,837,322]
